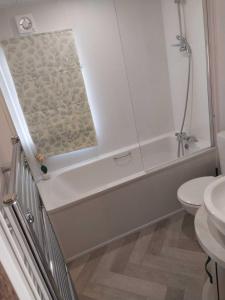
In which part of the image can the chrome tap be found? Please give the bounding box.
[186,135,198,143]
[175,132,198,144]
[175,132,188,142]
[172,35,192,56]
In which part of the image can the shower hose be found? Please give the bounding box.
[177,52,192,157]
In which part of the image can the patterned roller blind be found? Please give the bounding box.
[1,29,97,157]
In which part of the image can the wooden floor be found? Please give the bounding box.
[69,212,207,300]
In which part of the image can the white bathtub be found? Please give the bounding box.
[140,133,210,170]
[38,132,211,214]
[37,132,214,260]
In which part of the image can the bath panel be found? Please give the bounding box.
[47,148,216,260]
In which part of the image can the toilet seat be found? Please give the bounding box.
[177,176,217,214]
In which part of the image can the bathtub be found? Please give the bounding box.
[140,133,210,171]
[38,132,215,260]
[38,132,211,213]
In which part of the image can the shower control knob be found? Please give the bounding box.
[25,210,34,224]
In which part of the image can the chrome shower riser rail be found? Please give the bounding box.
[176,0,183,38]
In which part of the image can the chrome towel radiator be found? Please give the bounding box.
[2,138,78,300]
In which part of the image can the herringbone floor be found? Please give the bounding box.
[69,212,206,300]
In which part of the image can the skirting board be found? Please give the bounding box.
[66,207,184,264]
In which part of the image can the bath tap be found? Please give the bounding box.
[175,132,198,152]
[175,132,188,142]
[175,132,198,144]
[186,135,198,143]
[172,35,192,56]
[184,136,198,150]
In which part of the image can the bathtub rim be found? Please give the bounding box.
[42,131,176,179]
[40,146,216,215]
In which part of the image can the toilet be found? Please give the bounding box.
[177,131,225,215]
[177,176,217,215]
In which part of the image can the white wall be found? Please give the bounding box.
[0,0,140,171]
[114,0,174,142]
[161,0,211,143]
[0,0,212,173]
[0,0,176,173]
[210,0,225,132]
[0,90,14,167]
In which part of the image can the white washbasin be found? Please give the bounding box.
[204,176,225,235]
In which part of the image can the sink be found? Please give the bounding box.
[204,176,225,235]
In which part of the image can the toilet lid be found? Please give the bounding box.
[177,176,216,206]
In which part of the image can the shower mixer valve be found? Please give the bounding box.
[175,132,188,142]
[172,35,192,55]
[175,132,198,147]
